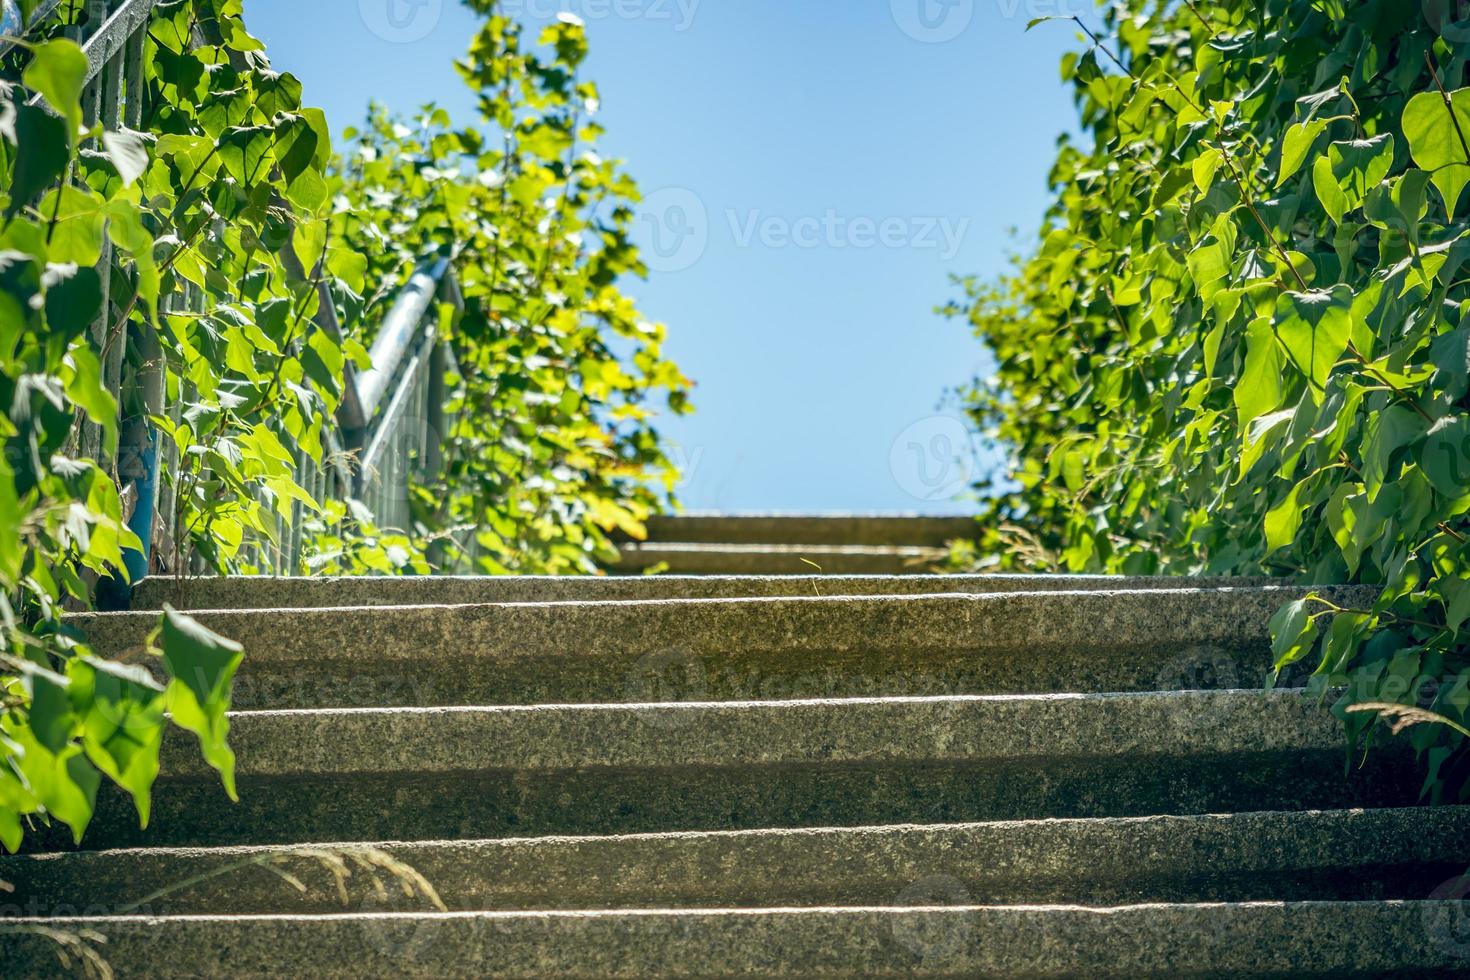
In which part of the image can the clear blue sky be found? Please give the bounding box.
[244,0,1080,514]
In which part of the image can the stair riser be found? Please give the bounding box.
[151,644,1292,710]
[9,810,1468,915]
[615,547,946,575]
[34,748,1419,851]
[73,588,1375,709]
[3,903,1467,978]
[130,574,1275,611]
[634,514,981,547]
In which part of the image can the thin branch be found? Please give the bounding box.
[1426,50,1470,165]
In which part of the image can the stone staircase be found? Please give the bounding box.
[4,515,1469,976]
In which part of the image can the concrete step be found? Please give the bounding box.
[72,587,1376,709]
[3,901,1467,977]
[8,808,1467,916]
[129,572,1277,611]
[634,513,981,548]
[613,542,951,575]
[37,691,1419,850]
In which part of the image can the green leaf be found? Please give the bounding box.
[4,103,70,222]
[158,606,244,801]
[22,39,88,145]
[1236,315,1286,427]
[1278,120,1326,187]
[1264,481,1306,553]
[1402,88,1470,219]
[1270,597,1320,669]
[69,656,167,827]
[101,129,150,188]
[1314,137,1395,223]
[1193,147,1223,192]
[1274,288,1353,391]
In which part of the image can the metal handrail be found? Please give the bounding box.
[12,0,466,591]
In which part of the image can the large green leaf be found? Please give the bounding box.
[158,607,244,800]
[1274,288,1353,391]
[1236,316,1286,427]
[4,103,70,222]
[22,39,88,145]
[69,657,167,828]
[1403,88,1470,219]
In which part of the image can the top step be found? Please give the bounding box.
[630,513,979,548]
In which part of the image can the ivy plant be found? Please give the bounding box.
[949,0,1470,798]
[325,4,692,575]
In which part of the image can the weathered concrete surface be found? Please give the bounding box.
[130,572,1279,611]
[4,902,1468,977]
[613,542,952,575]
[25,692,1422,850]
[73,587,1378,708]
[7,808,1467,916]
[629,513,982,547]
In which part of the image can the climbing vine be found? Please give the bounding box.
[0,0,689,850]
[949,0,1470,797]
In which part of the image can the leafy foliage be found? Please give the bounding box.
[0,0,346,849]
[327,6,692,574]
[0,0,688,848]
[948,1,1470,797]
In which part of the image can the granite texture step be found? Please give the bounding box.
[4,902,1468,978]
[613,542,952,575]
[630,513,981,547]
[34,692,1419,850]
[129,572,1278,611]
[7,808,1468,916]
[70,587,1376,709]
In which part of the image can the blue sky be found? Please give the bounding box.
[243,0,1081,514]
